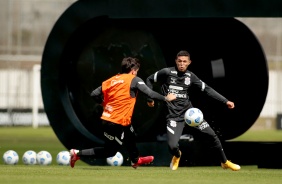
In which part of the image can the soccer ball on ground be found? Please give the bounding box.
[106,152,123,166]
[22,150,37,165]
[184,107,204,127]
[3,150,19,165]
[37,150,52,165]
[56,151,70,166]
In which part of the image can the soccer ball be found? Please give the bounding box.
[56,151,70,166]
[37,150,52,165]
[184,107,204,127]
[22,150,37,165]
[106,152,123,166]
[3,150,19,165]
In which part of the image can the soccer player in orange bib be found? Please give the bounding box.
[70,57,176,169]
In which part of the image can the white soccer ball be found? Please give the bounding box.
[184,107,204,127]
[56,151,70,166]
[106,152,123,166]
[3,150,19,165]
[37,150,52,165]
[22,150,37,165]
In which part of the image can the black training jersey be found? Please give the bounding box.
[146,67,228,120]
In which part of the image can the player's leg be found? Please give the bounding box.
[194,120,240,171]
[166,119,185,170]
[123,125,154,169]
[70,120,122,168]
[93,121,124,158]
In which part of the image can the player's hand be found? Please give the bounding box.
[165,93,176,101]
[226,101,235,109]
[147,101,155,107]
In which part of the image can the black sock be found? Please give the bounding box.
[218,148,227,163]
[78,148,95,156]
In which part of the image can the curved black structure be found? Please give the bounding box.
[41,0,268,165]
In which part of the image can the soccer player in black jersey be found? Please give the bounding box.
[146,50,240,171]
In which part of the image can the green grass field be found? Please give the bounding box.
[230,129,282,142]
[0,126,282,184]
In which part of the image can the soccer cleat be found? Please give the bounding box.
[221,160,241,171]
[170,151,182,170]
[131,156,154,169]
[70,149,80,168]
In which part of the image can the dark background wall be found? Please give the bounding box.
[40,0,281,168]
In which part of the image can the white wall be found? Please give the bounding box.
[260,70,282,117]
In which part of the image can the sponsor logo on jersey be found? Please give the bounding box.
[175,93,187,98]
[111,80,124,86]
[168,85,187,98]
[184,77,190,85]
[169,85,183,90]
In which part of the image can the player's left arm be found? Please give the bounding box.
[191,73,234,108]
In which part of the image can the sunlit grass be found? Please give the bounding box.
[0,126,282,184]
[0,165,282,184]
[230,129,282,142]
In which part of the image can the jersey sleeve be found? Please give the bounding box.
[191,72,228,104]
[132,77,166,101]
[146,68,169,89]
[145,68,169,101]
[90,86,104,104]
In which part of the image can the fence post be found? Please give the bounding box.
[32,64,41,128]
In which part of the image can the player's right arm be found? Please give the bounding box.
[146,68,170,107]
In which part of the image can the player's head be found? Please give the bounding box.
[175,50,191,72]
[121,57,140,75]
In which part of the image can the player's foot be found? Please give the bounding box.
[170,151,182,170]
[221,160,241,171]
[70,149,80,168]
[131,156,154,169]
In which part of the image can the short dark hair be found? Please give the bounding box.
[176,50,190,58]
[121,57,140,73]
